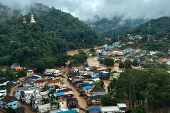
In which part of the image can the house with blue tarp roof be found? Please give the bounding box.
[83,85,93,95]
[56,92,64,96]
[83,86,93,89]
[89,108,100,113]
[101,71,109,76]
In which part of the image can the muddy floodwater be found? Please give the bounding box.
[65,48,167,113]
[87,56,123,72]
[63,47,124,111]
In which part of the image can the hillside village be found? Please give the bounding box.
[0,40,170,113]
[0,59,126,113]
[0,1,170,113]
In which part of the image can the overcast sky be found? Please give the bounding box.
[1,0,170,20]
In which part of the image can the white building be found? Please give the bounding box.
[44,69,56,76]
[101,103,126,113]
[38,103,51,113]
[0,87,7,99]
[24,90,39,104]
[30,14,36,23]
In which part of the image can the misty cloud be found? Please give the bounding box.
[1,0,170,20]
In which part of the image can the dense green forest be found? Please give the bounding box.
[106,65,170,113]
[115,16,170,52]
[85,17,146,39]
[126,16,170,38]
[0,3,105,69]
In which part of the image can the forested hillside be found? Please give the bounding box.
[87,17,146,38]
[41,7,104,49]
[116,16,170,52]
[0,3,105,68]
[126,16,170,39]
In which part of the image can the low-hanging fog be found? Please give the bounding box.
[1,0,170,21]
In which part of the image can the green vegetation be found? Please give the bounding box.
[107,78,117,92]
[90,17,146,40]
[43,98,49,104]
[6,107,14,113]
[132,58,139,67]
[107,66,170,112]
[0,3,105,71]
[5,84,11,93]
[0,68,25,83]
[127,16,170,38]
[124,58,132,69]
[117,16,170,52]
[91,80,104,89]
[99,58,114,66]
[119,62,124,68]
[69,50,87,65]
[101,58,115,66]
[102,94,121,106]
[131,105,146,113]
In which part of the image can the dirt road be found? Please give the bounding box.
[9,80,36,113]
[9,82,22,95]
[56,68,87,109]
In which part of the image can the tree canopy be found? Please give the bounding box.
[0,3,105,69]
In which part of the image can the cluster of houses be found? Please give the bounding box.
[0,64,81,113]
[0,44,141,113]
[89,42,170,67]
[0,63,127,113]
[66,64,127,113]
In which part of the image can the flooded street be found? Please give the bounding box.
[9,78,36,113]
[55,67,87,113]
[87,56,123,72]
[59,48,145,112]
[63,48,124,111]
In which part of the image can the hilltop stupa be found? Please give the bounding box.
[30,14,36,23]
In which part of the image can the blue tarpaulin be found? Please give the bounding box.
[96,54,99,57]
[56,92,64,96]
[89,108,100,113]
[101,72,109,76]
[103,52,108,54]
[49,88,54,90]
[83,86,93,89]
